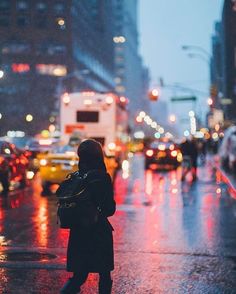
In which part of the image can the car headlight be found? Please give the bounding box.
[69,160,76,166]
[39,159,48,166]
[146,149,154,157]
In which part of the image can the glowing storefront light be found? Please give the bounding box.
[12,63,30,73]
[36,64,67,76]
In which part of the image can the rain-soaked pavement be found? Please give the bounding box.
[0,154,236,293]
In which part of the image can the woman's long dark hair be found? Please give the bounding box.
[77,139,107,175]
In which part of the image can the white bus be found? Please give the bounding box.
[60,91,129,160]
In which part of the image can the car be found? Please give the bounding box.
[219,126,236,173]
[38,145,79,195]
[0,140,29,194]
[38,144,118,195]
[25,137,59,173]
[144,141,182,170]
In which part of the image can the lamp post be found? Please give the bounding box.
[181,45,212,79]
[182,45,211,59]
[187,52,210,66]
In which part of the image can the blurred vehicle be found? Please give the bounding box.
[39,144,117,195]
[25,137,59,174]
[0,140,29,193]
[128,139,144,153]
[38,145,78,195]
[145,141,182,170]
[219,126,236,172]
[104,156,118,180]
[60,91,129,168]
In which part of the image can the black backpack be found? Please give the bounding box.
[56,171,101,229]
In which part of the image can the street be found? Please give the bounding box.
[0,154,236,293]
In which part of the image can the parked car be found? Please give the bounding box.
[0,140,29,194]
[219,126,236,172]
[144,140,182,170]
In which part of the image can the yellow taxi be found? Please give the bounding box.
[38,145,118,195]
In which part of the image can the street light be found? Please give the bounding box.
[187,53,210,66]
[182,45,211,59]
[0,70,4,79]
[182,44,217,109]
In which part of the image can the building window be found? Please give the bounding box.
[0,15,10,27]
[16,1,29,12]
[235,47,236,68]
[115,85,125,93]
[36,42,66,55]
[0,1,10,13]
[1,41,31,54]
[48,44,66,55]
[36,2,47,13]
[54,2,65,15]
[114,77,122,84]
[17,15,30,27]
[115,46,123,53]
[115,56,124,64]
[35,17,47,28]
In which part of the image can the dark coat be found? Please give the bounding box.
[180,140,198,167]
[66,170,116,273]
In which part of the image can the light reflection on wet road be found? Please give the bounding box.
[0,154,236,293]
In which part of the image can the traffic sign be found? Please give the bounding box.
[171,96,197,102]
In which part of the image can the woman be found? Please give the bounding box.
[61,139,116,294]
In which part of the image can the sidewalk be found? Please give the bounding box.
[210,155,236,200]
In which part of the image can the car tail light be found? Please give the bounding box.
[171,150,178,157]
[0,156,4,164]
[146,149,154,157]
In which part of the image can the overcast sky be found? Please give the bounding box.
[139,0,223,95]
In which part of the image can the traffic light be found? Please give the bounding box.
[148,89,159,101]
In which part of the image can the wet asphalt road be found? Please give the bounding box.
[0,154,236,293]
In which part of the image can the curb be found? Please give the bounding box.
[217,167,236,200]
[208,155,236,200]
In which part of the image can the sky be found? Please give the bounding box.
[139,0,223,131]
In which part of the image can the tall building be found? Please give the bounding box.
[113,0,149,128]
[211,21,223,108]
[221,0,236,122]
[0,0,115,135]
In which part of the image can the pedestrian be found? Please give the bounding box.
[180,137,198,181]
[60,139,116,294]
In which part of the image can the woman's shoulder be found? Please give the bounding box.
[84,170,111,184]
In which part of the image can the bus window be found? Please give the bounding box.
[76,111,99,122]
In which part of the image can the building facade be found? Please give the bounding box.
[113,0,149,129]
[211,21,223,108]
[221,0,236,122]
[0,0,115,135]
